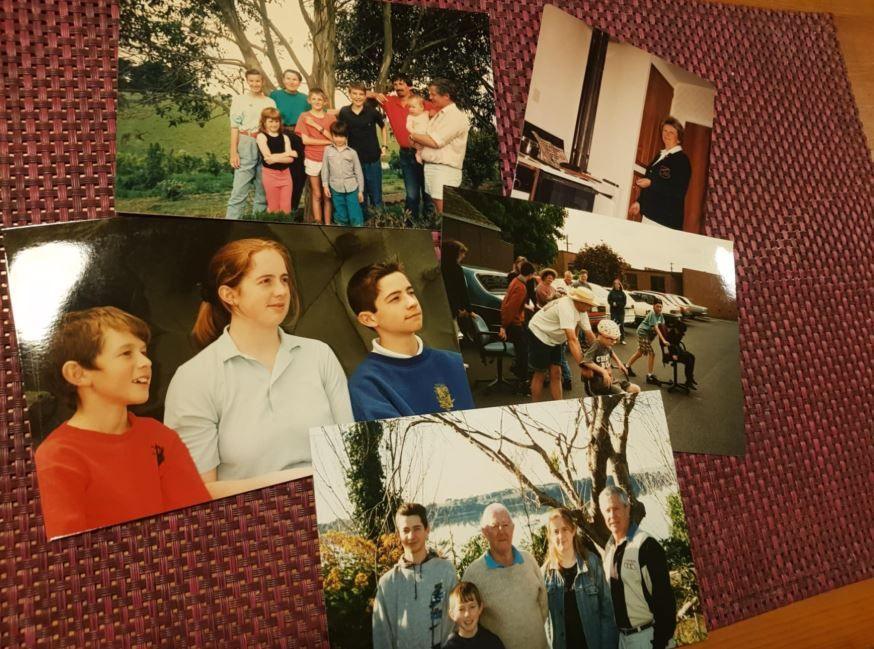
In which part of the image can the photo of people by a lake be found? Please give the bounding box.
[311,392,707,649]
[512,5,716,234]
[118,0,500,227]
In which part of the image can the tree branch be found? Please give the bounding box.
[265,11,311,84]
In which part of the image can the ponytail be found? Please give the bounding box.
[192,300,230,350]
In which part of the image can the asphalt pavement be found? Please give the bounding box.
[463,317,745,456]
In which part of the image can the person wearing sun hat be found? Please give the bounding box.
[526,286,597,402]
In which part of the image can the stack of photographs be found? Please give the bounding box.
[4,1,748,647]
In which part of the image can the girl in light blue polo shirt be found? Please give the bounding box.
[164,238,353,499]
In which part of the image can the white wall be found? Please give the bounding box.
[524,4,591,151]
[587,41,652,216]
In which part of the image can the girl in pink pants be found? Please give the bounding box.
[256,108,297,214]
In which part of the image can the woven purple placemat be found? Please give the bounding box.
[2,0,872,645]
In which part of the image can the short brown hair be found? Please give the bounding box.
[245,68,261,79]
[346,261,404,315]
[449,581,483,607]
[49,307,151,408]
[661,116,684,143]
[308,87,328,102]
[348,81,367,93]
[259,107,282,133]
[395,502,429,529]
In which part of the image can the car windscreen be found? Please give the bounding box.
[477,273,509,293]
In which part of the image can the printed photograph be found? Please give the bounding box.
[118,0,499,226]
[4,216,468,539]
[440,187,743,456]
[511,4,716,234]
[311,392,707,649]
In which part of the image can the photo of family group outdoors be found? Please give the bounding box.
[118,0,499,228]
[439,187,743,456]
[511,5,716,234]
[311,392,707,649]
[5,215,480,539]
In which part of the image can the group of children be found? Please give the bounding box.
[256,83,433,226]
[34,247,473,539]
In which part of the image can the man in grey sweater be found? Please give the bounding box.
[462,503,548,649]
[372,503,458,649]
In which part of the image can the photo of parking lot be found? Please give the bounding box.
[442,187,744,456]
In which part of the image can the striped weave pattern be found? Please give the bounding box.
[1,0,872,645]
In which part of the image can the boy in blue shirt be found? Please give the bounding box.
[625,299,670,384]
[346,261,475,421]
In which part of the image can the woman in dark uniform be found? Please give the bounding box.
[629,116,691,231]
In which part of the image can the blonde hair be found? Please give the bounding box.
[542,508,589,572]
[193,238,300,349]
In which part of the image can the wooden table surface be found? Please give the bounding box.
[690,578,873,648]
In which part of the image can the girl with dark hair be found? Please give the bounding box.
[542,508,618,649]
[256,107,297,214]
[607,279,627,344]
[164,238,352,499]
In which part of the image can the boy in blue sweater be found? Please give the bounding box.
[346,261,475,421]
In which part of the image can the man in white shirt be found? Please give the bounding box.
[226,69,276,219]
[407,78,470,213]
[527,287,597,401]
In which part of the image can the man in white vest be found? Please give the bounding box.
[600,486,676,649]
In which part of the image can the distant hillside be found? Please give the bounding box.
[117,92,229,158]
[320,469,677,533]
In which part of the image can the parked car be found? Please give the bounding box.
[633,290,689,318]
[649,291,693,318]
[669,294,709,319]
[462,265,508,330]
[625,290,652,325]
[629,291,682,322]
[463,265,607,332]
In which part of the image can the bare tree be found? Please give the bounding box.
[421,395,646,549]
[121,0,349,100]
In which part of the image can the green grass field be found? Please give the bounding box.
[118,94,229,158]
[116,180,409,218]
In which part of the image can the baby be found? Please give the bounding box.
[405,94,431,164]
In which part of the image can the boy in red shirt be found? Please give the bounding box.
[35,307,210,539]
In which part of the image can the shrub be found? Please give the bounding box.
[320,531,403,649]
[157,178,189,200]
[202,151,225,176]
[462,128,500,190]
[143,143,167,189]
